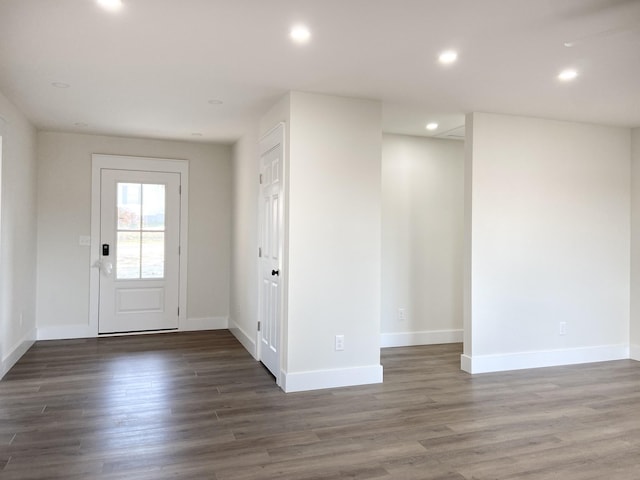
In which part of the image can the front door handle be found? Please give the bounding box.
[93,259,113,276]
[271,269,280,276]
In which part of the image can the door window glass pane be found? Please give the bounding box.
[117,231,141,279]
[141,232,164,278]
[117,183,141,230]
[142,184,165,230]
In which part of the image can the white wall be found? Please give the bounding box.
[229,94,292,358]
[36,132,232,337]
[464,112,631,373]
[463,115,474,356]
[283,92,382,391]
[381,134,464,347]
[631,127,640,358]
[0,90,38,378]
[229,124,260,356]
[231,91,383,391]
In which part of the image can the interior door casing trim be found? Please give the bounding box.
[90,154,189,337]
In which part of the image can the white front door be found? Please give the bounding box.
[258,125,284,379]
[98,169,181,334]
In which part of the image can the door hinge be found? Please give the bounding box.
[179,185,182,195]
[259,174,263,184]
[178,245,181,255]
[177,307,180,316]
[257,321,261,332]
[258,247,262,258]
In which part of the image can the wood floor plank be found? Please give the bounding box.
[2,331,640,479]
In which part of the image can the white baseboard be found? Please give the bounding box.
[1,328,36,379]
[380,329,463,348]
[229,318,257,359]
[460,353,472,373]
[282,364,383,393]
[461,344,630,374]
[630,344,640,361]
[37,324,95,340]
[37,317,228,341]
[181,316,228,331]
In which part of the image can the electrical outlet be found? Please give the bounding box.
[559,322,567,336]
[398,308,406,321]
[335,335,345,351]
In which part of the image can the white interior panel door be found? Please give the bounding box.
[259,128,284,379]
[99,169,181,334]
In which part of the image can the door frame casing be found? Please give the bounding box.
[257,123,287,386]
[89,154,189,336]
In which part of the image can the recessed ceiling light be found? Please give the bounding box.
[290,25,311,43]
[426,123,439,131]
[97,0,123,11]
[191,133,203,137]
[563,42,575,48]
[438,50,458,64]
[74,122,88,127]
[558,69,578,81]
[208,99,223,105]
[51,82,70,88]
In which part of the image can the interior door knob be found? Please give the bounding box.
[271,269,280,276]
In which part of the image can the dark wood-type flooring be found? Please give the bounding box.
[2,331,640,479]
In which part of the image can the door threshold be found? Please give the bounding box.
[98,328,179,337]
